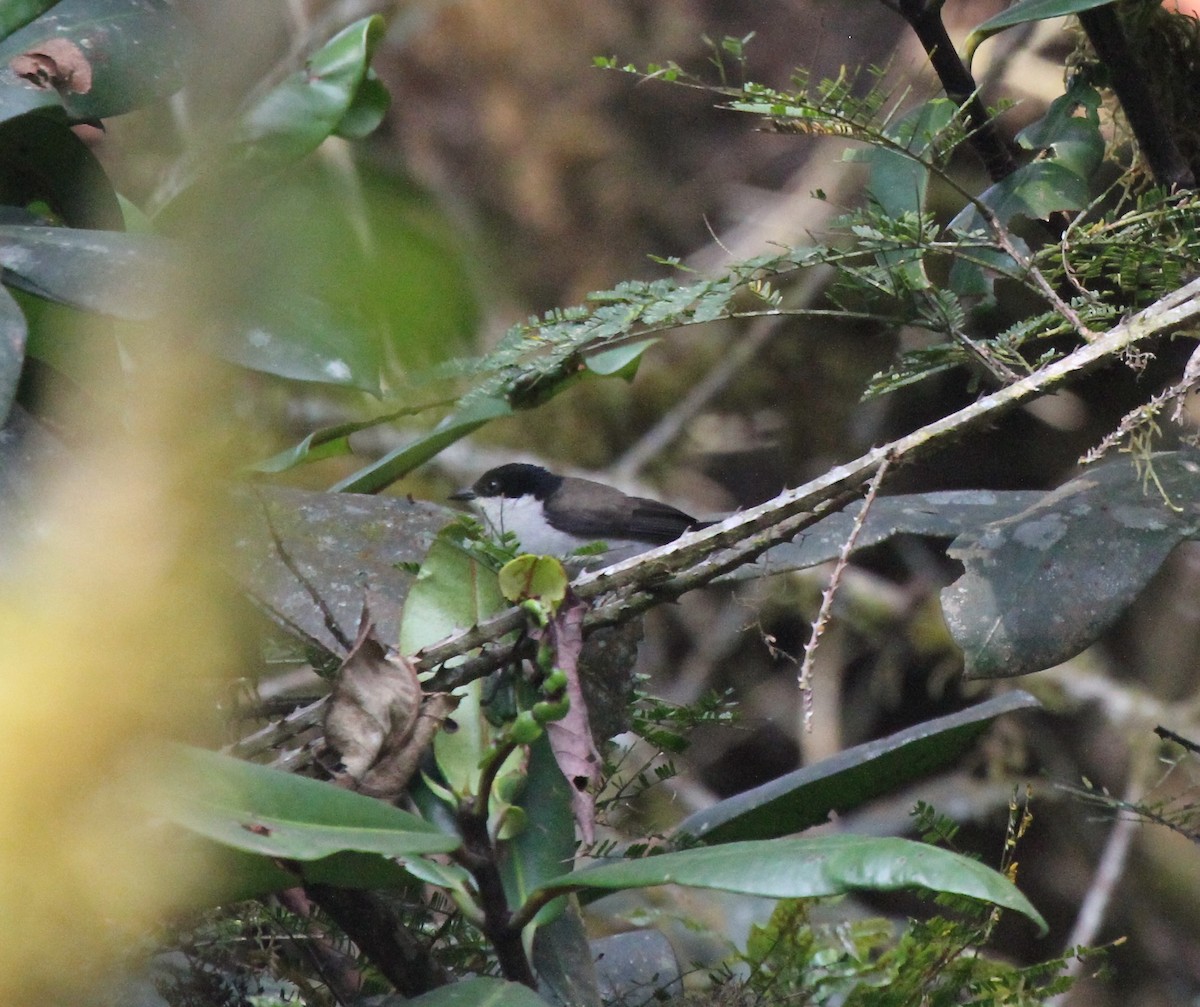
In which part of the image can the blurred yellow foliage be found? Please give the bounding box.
[0,334,240,1001]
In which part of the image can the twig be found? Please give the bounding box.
[893,0,1016,182]
[796,456,891,732]
[248,278,1200,761]
[1049,741,1155,1002]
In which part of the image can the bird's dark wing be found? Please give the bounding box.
[546,480,700,544]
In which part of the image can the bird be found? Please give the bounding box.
[449,463,706,563]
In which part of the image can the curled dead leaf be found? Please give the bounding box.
[321,617,459,801]
[10,38,93,95]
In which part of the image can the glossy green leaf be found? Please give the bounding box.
[540,835,1046,932]
[0,0,190,124]
[966,0,1115,64]
[0,112,122,228]
[501,735,577,927]
[398,528,506,656]
[499,555,569,606]
[943,452,1200,677]
[406,977,551,1007]
[584,338,658,377]
[0,0,60,40]
[332,395,513,493]
[0,224,178,318]
[156,744,460,861]
[334,69,390,140]
[0,284,27,423]
[216,293,382,395]
[675,692,1040,844]
[234,16,383,165]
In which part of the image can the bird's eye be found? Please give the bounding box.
[483,479,500,494]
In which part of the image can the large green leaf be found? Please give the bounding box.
[0,284,26,423]
[332,395,513,493]
[501,734,577,926]
[538,836,1046,933]
[0,0,190,124]
[0,112,122,228]
[674,692,1040,844]
[156,16,385,216]
[0,0,59,41]
[943,452,1200,677]
[0,224,177,318]
[216,293,383,395]
[405,977,551,1007]
[231,16,384,168]
[156,744,460,861]
[966,0,1116,64]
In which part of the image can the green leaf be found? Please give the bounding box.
[539,835,1047,933]
[499,555,569,606]
[943,452,1200,678]
[155,744,460,862]
[966,0,1116,65]
[398,528,507,656]
[0,112,123,228]
[158,15,384,212]
[405,977,551,1007]
[0,224,178,318]
[0,0,60,41]
[333,69,390,140]
[0,284,27,422]
[331,395,513,494]
[675,692,1040,843]
[235,16,384,163]
[583,338,658,377]
[216,293,383,395]
[0,0,191,124]
[501,735,577,927]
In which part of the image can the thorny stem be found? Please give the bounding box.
[796,456,891,730]
[251,279,1200,769]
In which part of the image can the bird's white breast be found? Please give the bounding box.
[472,494,646,562]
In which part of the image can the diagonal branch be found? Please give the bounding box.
[252,278,1200,767]
[419,276,1200,691]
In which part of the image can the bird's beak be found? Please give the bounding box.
[449,488,476,502]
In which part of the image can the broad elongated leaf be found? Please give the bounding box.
[406,977,551,1007]
[0,112,122,228]
[232,16,384,168]
[501,734,578,927]
[217,293,383,395]
[332,395,513,493]
[966,0,1116,63]
[675,692,1040,844]
[0,0,190,124]
[157,16,385,214]
[732,488,1046,581]
[0,0,59,41]
[0,284,26,423]
[0,224,177,318]
[943,452,1200,677]
[538,836,1046,933]
[156,744,459,861]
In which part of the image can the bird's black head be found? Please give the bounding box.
[469,463,564,501]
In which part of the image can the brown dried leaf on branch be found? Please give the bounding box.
[321,618,458,801]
